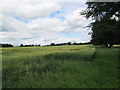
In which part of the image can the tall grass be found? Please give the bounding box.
[2,45,119,88]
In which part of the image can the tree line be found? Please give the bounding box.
[20,44,41,47]
[48,42,91,46]
[0,42,91,47]
[0,44,14,47]
[20,42,91,47]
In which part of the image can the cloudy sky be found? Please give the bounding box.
[1,0,92,46]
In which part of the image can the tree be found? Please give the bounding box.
[50,43,55,46]
[73,42,77,45]
[90,18,120,47]
[32,44,34,47]
[20,44,24,47]
[38,44,41,46]
[35,45,38,46]
[81,2,120,47]
[67,42,71,45]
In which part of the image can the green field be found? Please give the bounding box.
[2,45,119,88]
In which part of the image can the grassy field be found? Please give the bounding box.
[2,45,119,88]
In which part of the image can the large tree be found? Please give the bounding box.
[90,18,120,47]
[81,1,120,47]
[81,2,120,20]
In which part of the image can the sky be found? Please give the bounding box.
[1,0,92,46]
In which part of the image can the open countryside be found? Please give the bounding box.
[1,0,120,88]
[2,45,119,88]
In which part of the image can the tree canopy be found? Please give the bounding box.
[81,2,120,47]
[81,2,120,20]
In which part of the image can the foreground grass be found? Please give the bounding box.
[2,45,119,88]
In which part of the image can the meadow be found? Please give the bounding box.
[2,45,119,88]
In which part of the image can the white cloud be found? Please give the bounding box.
[66,9,87,26]
[1,0,87,3]
[27,18,63,32]
[2,2,60,19]
[1,1,91,46]
[61,8,89,33]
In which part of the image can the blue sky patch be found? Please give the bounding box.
[11,14,31,23]
[49,10,62,18]
[58,16,65,22]
[49,11,65,22]
[65,32,82,38]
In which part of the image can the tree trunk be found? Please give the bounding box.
[102,44,113,48]
[109,44,113,48]
[105,44,108,48]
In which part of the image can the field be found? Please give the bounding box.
[2,45,119,88]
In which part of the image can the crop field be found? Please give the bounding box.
[1,45,119,88]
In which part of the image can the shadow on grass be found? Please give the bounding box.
[44,52,96,62]
[94,45,120,48]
